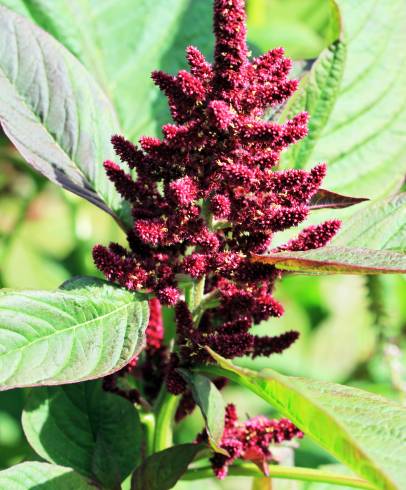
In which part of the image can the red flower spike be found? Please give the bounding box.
[278,219,341,252]
[111,134,143,169]
[96,0,341,390]
[205,404,303,479]
[146,298,164,350]
[213,0,248,96]
[103,161,138,202]
[134,219,168,247]
[156,286,180,306]
[167,176,199,207]
[252,331,300,358]
[182,253,210,278]
[210,194,231,219]
[207,100,235,130]
[186,45,213,83]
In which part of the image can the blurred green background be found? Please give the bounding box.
[0,0,405,488]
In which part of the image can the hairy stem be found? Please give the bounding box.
[140,412,155,459]
[181,463,375,489]
[193,276,206,311]
[193,289,220,325]
[153,386,179,452]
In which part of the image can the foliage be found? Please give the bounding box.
[0,1,405,489]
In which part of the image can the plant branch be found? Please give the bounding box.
[181,463,376,489]
[192,289,221,325]
[140,412,155,460]
[153,386,179,453]
[193,276,206,311]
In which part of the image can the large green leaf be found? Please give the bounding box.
[202,350,406,490]
[281,0,406,199]
[0,462,92,489]
[333,194,406,252]
[22,381,142,488]
[0,6,131,226]
[281,38,346,167]
[131,444,206,490]
[0,0,213,140]
[0,277,148,389]
[253,246,406,274]
[247,0,340,60]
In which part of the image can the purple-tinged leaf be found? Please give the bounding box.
[309,189,368,210]
[252,246,406,274]
[0,7,131,228]
[131,444,207,490]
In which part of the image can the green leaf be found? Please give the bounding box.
[253,246,406,274]
[252,477,272,490]
[280,38,346,166]
[131,443,207,490]
[0,6,131,226]
[203,349,406,490]
[0,0,213,140]
[281,0,406,199]
[333,194,406,252]
[22,381,142,488]
[0,462,92,489]
[178,371,226,454]
[246,0,340,61]
[0,277,148,389]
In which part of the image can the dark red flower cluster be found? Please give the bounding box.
[198,404,303,479]
[95,0,340,398]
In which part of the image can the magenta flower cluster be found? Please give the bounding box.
[197,404,303,479]
[94,0,340,452]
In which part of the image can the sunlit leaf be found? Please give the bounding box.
[0,7,130,226]
[280,38,346,166]
[0,277,148,389]
[202,349,406,490]
[0,0,213,141]
[0,462,92,489]
[333,194,406,252]
[281,0,406,199]
[247,0,340,60]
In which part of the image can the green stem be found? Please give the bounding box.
[181,464,376,489]
[184,275,206,320]
[140,412,155,459]
[192,289,220,325]
[153,386,179,452]
[193,276,206,310]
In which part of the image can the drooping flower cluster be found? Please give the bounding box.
[95,0,341,398]
[197,404,303,479]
